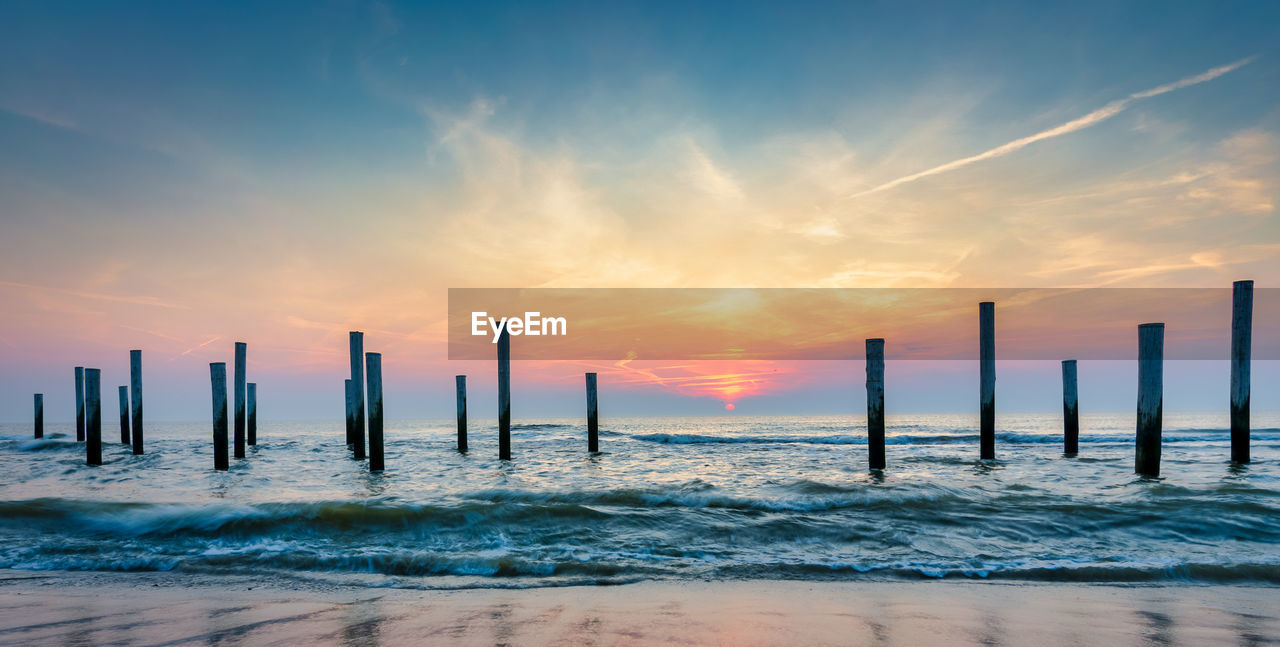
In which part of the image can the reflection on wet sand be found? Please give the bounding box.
[1136,607,1175,646]
[1,574,1278,646]
[339,599,383,647]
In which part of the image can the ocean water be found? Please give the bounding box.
[1,414,1278,589]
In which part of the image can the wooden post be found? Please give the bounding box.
[247,382,257,446]
[1062,360,1079,455]
[866,338,885,470]
[366,352,384,472]
[234,342,246,459]
[118,386,130,444]
[211,362,228,471]
[979,302,995,460]
[456,375,468,453]
[498,328,511,461]
[75,366,85,442]
[349,332,366,460]
[85,368,101,466]
[34,394,43,439]
[345,379,355,448]
[586,372,599,453]
[1136,323,1164,477]
[130,350,143,455]
[1231,280,1253,464]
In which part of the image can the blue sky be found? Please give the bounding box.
[1,1,1277,421]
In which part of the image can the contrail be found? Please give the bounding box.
[845,56,1257,199]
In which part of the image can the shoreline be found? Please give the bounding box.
[2,571,1277,646]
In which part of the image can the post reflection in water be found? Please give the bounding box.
[340,600,382,647]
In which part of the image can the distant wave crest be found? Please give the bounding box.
[627,429,1280,446]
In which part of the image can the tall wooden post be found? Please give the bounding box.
[979,302,996,460]
[1061,360,1079,455]
[349,332,366,460]
[210,362,228,471]
[85,368,101,466]
[75,366,85,442]
[34,394,44,439]
[234,342,246,459]
[366,352,384,472]
[866,338,886,470]
[130,350,143,455]
[345,379,356,449]
[497,329,511,461]
[247,382,257,446]
[586,372,599,453]
[1231,280,1253,464]
[1136,323,1164,477]
[118,386,130,444]
[456,375,468,453]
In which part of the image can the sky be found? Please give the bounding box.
[1,1,1278,422]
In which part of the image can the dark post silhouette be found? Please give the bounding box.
[979,302,996,460]
[130,350,144,455]
[345,379,355,448]
[234,342,246,459]
[1136,323,1164,477]
[586,372,599,453]
[118,385,130,444]
[1231,280,1253,464]
[366,352,384,472]
[349,332,366,460]
[85,368,101,466]
[34,394,43,439]
[211,362,228,471]
[866,338,886,470]
[247,382,257,446]
[75,366,85,442]
[498,329,511,461]
[1062,360,1079,455]
[456,375,468,453]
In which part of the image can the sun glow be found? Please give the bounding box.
[604,359,800,401]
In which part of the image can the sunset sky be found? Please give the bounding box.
[1,1,1277,421]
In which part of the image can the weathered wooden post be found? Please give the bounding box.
[1136,323,1164,477]
[34,394,43,439]
[75,366,85,442]
[234,342,246,459]
[866,338,886,470]
[979,302,996,460]
[349,332,366,460]
[118,386,130,444]
[1062,360,1079,455]
[247,382,257,446]
[498,328,511,460]
[1231,280,1253,464]
[130,350,143,455]
[345,378,356,448]
[586,372,599,452]
[210,362,228,471]
[366,352,384,472]
[85,368,101,466]
[456,375,468,453]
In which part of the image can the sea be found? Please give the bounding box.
[1,413,1278,589]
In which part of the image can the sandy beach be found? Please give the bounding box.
[0,571,1276,646]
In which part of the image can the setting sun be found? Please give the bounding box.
[724,403,735,411]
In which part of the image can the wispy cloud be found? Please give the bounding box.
[0,280,188,309]
[0,104,79,130]
[845,57,1257,199]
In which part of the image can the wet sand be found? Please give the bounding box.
[1,571,1277,646]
